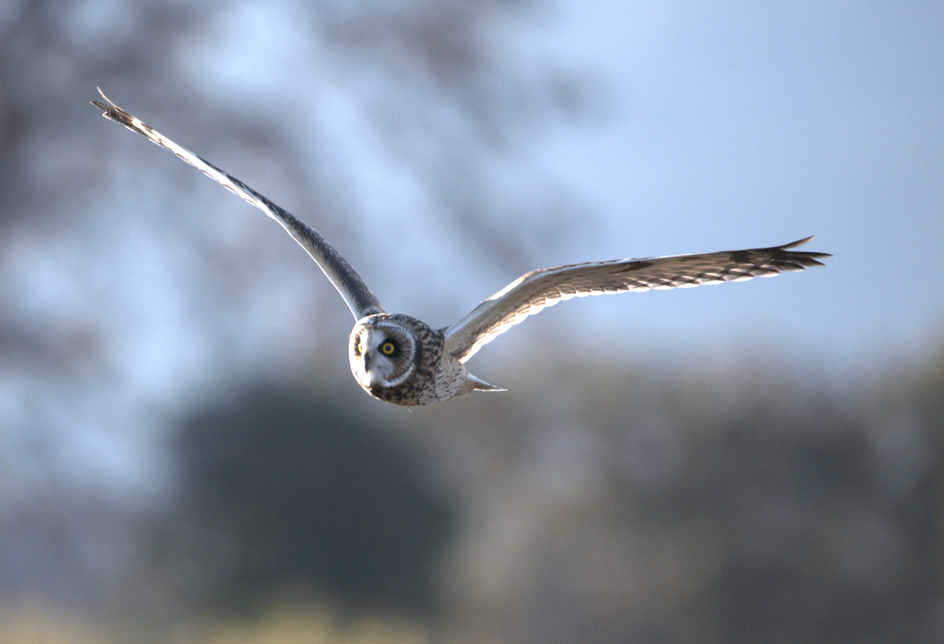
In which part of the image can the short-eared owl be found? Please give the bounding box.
[92,90,829,406]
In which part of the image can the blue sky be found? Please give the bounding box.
[510,0,944,370]
[81,0,941,378]
[9,0,942,405]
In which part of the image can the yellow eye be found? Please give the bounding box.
[381,341,396,356]
[356,342,364,355]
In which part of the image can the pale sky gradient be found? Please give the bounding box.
[517,0,944,371]
[85,0,941,380]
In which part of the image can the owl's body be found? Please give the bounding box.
[349,313,498,406]
[93,91,830,407]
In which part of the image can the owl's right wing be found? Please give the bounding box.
[444,237,829,363]
[91,89,384,321]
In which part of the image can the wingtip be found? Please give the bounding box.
[779,235,831,261]
[783,235,814,248]
[91,87,117,116]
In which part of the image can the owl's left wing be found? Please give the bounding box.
[91,89,384,321]
[444,237,829,362]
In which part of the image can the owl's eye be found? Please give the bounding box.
[381,341,397,356]
[356,342,364,355]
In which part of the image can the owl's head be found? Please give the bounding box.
[349,314,420,394]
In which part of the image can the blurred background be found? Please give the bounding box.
[1,0,943,642]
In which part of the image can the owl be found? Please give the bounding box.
[92,90,829,406]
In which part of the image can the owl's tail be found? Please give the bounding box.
[464,373,506,395]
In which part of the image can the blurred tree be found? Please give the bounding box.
[534,372,944,644]
[172,385,453,617]
[0,0,578,616]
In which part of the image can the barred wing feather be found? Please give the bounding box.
[91,90,384,320]
[444,237,828,362]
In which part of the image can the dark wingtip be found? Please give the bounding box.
[91,89,127,124]
[782,235,814,249]
[778,236,831,261]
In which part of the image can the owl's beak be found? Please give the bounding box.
[362,355,385,387]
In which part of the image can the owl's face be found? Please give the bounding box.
[349,316,418,394]
[349,313,456,406]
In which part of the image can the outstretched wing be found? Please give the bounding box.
[444,237,829,362]
[91,89,384,321]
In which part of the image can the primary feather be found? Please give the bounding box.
[91,89,383,320]
[444,238,829,362]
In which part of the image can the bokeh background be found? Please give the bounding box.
[2,0,943,642]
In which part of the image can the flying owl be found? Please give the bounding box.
[92,90,829,406]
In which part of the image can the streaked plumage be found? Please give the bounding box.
[92,89,829,406]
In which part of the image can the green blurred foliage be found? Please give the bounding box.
[4,353,943,643]
[170,385,453,617]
